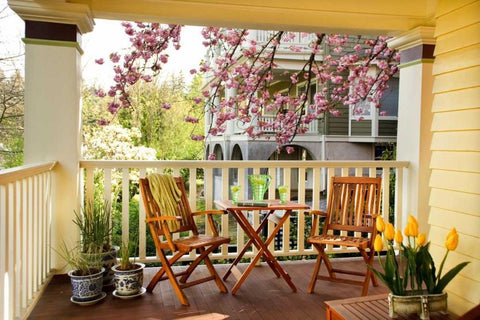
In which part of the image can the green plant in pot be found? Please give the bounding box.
[112,240,145,298]
[73,200,118,287]
[370,215,470,319]
[55,242,106,304]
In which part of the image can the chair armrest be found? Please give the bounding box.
[192,210,226,237]
[191,210,227,216]
[306,210,328,237]
[305,210,328,216]
[145,216,182,223]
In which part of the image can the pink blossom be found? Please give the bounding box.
[193,97,203,104]
[286,146,294,154]
[162,103,171,110]
[95,58,104,65]
[190,134,205,141]
[207,153,216,160]
[380,111,387,116]
[184,116,199,124]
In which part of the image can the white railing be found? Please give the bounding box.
[256,115,319,134]
[0,162,56,320]
[80,160,408,263]
[251,30,317,52]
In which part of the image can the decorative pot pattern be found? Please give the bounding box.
[82,246,119,287]
[112,263,145,296]
[68,267,104,302]
[388,292,448,320]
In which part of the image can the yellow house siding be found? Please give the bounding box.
[430,151,480,172]
[430,1,480,314]
[435,1,480,36]
[431,109,480,131]
[432,87,480,112]
[432,44,480,75]
[432,66,480,93]
[430,207,480,236]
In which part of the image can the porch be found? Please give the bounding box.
[29,259,390,320]
[1,159,406,319]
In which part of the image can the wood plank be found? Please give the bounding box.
[429,170,480,193]
[435,1,480,37]
[429,207,480,236]
[432,87,480,112]
[429,188,480,215]
[431,131,480,151]
[434,23,480,56]
[28,259,391,320]
[436,0,478,18]
[429,226,480,260]
[432,109,480,132]
[430,151,480,172]
[433,44,480,75]
[432,66,480,94]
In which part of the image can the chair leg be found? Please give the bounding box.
[203,252,228,293]
[308,252,323,293]
[148,250,190,306]
[359,248,377,296]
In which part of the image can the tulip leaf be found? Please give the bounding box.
[434,262,470,293]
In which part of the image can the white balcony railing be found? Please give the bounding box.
[0,162,56,320]
[80,160,408,263]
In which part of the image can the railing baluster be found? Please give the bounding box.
[121,168,130,246]
[139,168,147,260]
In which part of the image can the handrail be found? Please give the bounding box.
[0,161,57,185]
[80,160,409,169]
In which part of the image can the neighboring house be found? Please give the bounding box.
[204,31,398,192]
[204,31,399,164]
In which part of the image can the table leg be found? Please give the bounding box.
[224,210,280,281]
[228,209,297,294]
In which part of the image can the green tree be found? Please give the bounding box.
[0,70,23,168]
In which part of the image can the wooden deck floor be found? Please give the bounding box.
[28,258,389,320]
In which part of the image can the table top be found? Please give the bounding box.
[324,294,457,320]
[214,199,310,211]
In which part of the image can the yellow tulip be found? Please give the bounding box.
[417,233,426,247]
[404,223,411,237]
[407,215,419,237]
[394,229,403,244]
[376,215,385,233]
[445,228,459,251]
[385,223,395,241]
[374,234,384,252]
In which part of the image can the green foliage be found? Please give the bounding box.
[0,70,24,168]
[369,240,470,295]
[118,240,136,270]
[54,241,102,275]
[73,200,113,253]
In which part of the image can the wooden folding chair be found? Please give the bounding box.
[139,175,230,306]
[307,176,381,296]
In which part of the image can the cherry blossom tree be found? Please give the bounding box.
[95,23,399,155]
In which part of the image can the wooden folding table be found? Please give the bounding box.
[214,199,310,295]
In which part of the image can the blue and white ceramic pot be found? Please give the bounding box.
[112,263,145,296]
[68,267,105,302]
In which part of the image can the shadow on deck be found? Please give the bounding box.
[28,258,389,320]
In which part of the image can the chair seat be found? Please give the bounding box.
[175,235,230,251]
[308,234,370,249]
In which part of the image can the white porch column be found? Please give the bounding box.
[388,27,435,232]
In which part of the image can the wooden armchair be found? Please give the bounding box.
[307,176,382,296]
[139,175,230,306]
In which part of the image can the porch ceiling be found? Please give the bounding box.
[9,0,437,35]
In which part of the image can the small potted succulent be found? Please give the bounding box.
[370,215,470,319]
[55,242,105,305]
[111,240,145,298]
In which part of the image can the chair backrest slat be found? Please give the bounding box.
[140,177,198,237]
[324,177,381,234]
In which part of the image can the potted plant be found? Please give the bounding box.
[370,215,470,319]
[73,200,118,286]
[55,242,106,305]
[111,241,145,298]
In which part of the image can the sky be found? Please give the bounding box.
[0,1,207,87]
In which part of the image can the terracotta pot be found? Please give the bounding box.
[388,291,448,320]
